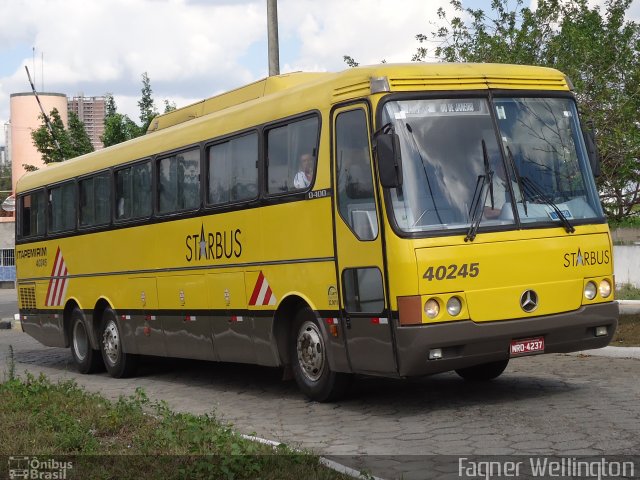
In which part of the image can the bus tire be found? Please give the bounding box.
[100,308,137,378]
[70,307,103,374]
[455,359,509,381]
[291,308,350,402]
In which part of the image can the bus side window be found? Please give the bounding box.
[266,116,319,195]
[115,168,132,220]
[342,267,384,314]
[336,109,378,240]
[18,191,46,238]
[208,132,258,205]
[48,182,76,233]
[159,149,200,214]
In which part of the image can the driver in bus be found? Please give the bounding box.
[293,153,314,189]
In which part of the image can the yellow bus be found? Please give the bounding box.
[15,63,618,401]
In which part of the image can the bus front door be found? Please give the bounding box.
[333,105,396,375]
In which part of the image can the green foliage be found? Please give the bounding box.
[609,215,640,229]
[616,283,640,300]
[102,73,176,148]
[67,111,94,155]
[0,163,12,205]
[30,108,94,167]
[163,99,177,113]
[0,373,349,479]
[414,0,640,221]
[343,55,359,67]
[138,72,159,133]
[101,93,141,147]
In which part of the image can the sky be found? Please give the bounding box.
[1,0,638,147]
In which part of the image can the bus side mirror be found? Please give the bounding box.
[376,133,403,188]
[582,128,601,177]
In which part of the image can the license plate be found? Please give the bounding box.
[510,336,545,357]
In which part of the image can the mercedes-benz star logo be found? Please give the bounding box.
[520,290,539,313]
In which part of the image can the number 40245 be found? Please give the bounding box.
[423,263,479,281]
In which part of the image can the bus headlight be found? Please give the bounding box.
[599,279,612,298]
[446,296,462,316]
[584,281,597,300]
[424,298,440,319]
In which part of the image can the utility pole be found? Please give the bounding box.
[267,0,280,76]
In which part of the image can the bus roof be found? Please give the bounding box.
[16,63,569,194]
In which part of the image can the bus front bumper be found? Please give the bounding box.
[394,302,619,377]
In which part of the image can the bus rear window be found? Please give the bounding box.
[19,191,46,238]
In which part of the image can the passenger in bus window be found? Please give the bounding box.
[293,153,314,189]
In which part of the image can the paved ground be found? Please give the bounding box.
[1,289,639,479]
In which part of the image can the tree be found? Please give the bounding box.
[163,99,177,113]
[413,0,640,220]
[138,72,158,133]
[101,93,141,147]
[343,55,359,67]
[30,108,94,169]
[67,111,94,156]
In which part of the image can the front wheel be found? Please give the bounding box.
[100,308,137,378]
[291,308,350,402]
[455,359,509,381]
[70,307,103,374]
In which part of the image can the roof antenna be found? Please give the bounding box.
[25,65,64,160]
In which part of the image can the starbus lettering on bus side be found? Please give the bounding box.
[185,223,242,262]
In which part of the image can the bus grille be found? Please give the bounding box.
[19,285,36,310]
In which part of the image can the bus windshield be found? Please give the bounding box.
[381,96,603,234]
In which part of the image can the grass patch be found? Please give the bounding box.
[612,315,640,347]
[0,369,350,480]
[616,284,640,300]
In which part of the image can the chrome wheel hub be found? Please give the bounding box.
[102,319,120,366]
[296,321,325,382]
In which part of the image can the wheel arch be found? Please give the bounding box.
[272,293,339,371]
[90,297,114,350]
[62,299,81,348]
[272,294,309,367]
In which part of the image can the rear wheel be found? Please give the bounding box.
[291,308,350,402]
[70,307,103,374]
[100,308,137,378]
[455,359,509,381]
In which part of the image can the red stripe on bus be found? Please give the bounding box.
[51,258,66,306]
[55,266,68,306]
[45,247,62,305]
[263,287,273,305]
[249,271,265,306]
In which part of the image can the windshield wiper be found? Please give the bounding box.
[505,146,527,215]
[405,122,443,225]
[465,140,493,242]
[520,176,575,233]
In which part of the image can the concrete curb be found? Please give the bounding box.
[240,434,385,480]
[569,346,640,359]
[618,300,640,315]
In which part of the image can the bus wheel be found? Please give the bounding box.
[100,308,137,378]
[70,307,103,374]
[455,359,509,381]
[291,308,350,402]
